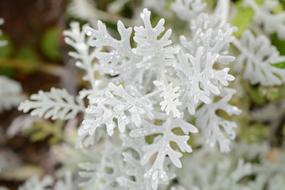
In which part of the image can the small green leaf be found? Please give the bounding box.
[273,62,285,69]
[272,34,285,55]
[231,1,254,37]
[271,33,285,68]
[0,34,14,58]
[41,27,61,60]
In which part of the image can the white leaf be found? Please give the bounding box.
[19,88,84,120]
[18,176,53,190]
[133,9,178,75]
[86,20,141,84]
[233,31,285,86]
[64,22,97,86]
[0,76,24,112]
[245,0,285,39]
[175,47,234,114]
[78,141,125,190]
[182,13,236,58]
[172,0,206,22]
[79,83,153,138]
[196,89,241,152]
[177,150,252,190]
[154,81,182,118]
[130,118,198,190]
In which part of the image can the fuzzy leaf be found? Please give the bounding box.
[19,88,84,120]
[234,31,285,86]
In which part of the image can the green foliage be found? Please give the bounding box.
[0,34,13,58]
[272,34,285,68]
[231,0,264,37]
[242,79,285,107]
[273,62,285,69]
[203,0,217,9]
[231,1,254,37]
[0,68,15,77]
[243,81,267,106]
[265,87,282,101]
[269,1,285,68]
[16,46,39,61]
[23,120,64,144]
[41,27,61,60]
[239,123,269,143]
[0,35,15,76]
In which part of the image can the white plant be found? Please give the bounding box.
[130,118,198,190]
[67,0,98,25]
[64,22,97,88]
[132,9,178,79]
[18,176,53,190]
[175,47,235,114]
[78,140,125,189]
[19,88,84,120]
[177,150,252,190]
[117,135,154,190]
[143,0,168,16]
[20,2,240,190]
[176,11,236,114]
[154,81,182,118]
[11,0,285,189]
[0,76,24,112]
[247,148,285,190]
[245,0,285,39]
[187,13,236,57]
[172,0,206,22]
[19,22,95,120]
[196,89,241,152]
[79,83,154,138]
[233,31,285,86]
[86,20,140,84]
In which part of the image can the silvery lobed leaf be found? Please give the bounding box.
[245,0,285,39]
[78,83,153,138]
[64,22,97,87]
[175,47,234,114]
[172,0,206,22]
[154,81,182,118]
[233,31,285,86]
[19,88,84,120]
[130,118,198,190]
[196,89,241,152]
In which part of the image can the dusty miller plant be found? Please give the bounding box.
[18,0,285,189]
